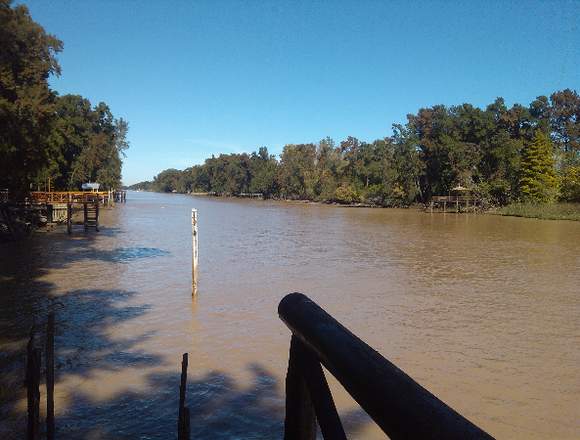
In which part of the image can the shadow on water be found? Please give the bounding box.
[0,228,170,437]
[59,364,369,440]
[0,227,370,438]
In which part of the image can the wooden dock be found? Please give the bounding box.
[428,195,481,213]
[30,190,126,205]
[0,190,126,237]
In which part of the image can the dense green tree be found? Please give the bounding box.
[559,166,580,202]
[153,168,183,192]
[278,144,317,199]
[549,89,580,165]
[0,0,62,195]
[47,95,128,190]
[315,137,345,200]
[0,1,128,195]
[249,147,278,197]
[520,130,558,202]
[391,124,424,204]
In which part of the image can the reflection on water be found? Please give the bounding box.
[0,191,579,439]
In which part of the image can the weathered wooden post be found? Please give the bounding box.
[191,209,198,295]
[26,331,41,440]
[83,203,88,231]
[47,204,53,224]
[178,353,189,440]
[67,203,72,235]
[46,313,55,440]
[95,199,100,232]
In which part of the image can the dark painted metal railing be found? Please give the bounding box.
[279,292,494,439]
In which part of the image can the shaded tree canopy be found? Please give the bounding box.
[0,0,129,195]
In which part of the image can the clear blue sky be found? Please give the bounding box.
[21,0,580,185]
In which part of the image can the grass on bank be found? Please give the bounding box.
[493,202,580,221]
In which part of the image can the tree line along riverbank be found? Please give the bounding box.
[130,89,579,220]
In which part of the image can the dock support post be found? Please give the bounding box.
[67,203,72,235]
[46,313,55,440]
[191,209,198,295]
[83,203,88,231]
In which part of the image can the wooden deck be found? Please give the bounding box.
[428,195,481,213]
[30,191,110,204]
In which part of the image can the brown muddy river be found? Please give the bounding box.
[1,191,579,439]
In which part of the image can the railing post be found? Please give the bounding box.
[293,336,347,439]
[284,336,316,440]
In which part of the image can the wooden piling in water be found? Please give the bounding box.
[67,203,72,235]
[26,331,41,440]
[46,313,55,440]
[178,353,189,440]
[191,209,198,295]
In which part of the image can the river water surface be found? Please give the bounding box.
[1,191,579,439]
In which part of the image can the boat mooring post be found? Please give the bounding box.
[191,209,198,295]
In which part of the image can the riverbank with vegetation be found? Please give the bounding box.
[132,89,579,211]
[492,202,580,221]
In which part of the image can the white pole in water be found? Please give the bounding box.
[191,209,198,295]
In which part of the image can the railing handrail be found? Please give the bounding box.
[278,293,493,439]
